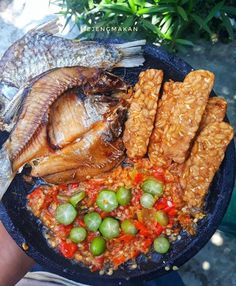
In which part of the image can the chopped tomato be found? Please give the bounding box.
[167,217,174,228]
[166,207,177,217]
[41,189,58,210]
[55,224,73,239]
[100,211,109,219]
[134,173,143,185]
[87,179,104,190]
[132,189,142,206]
[75,218,86,227]
[154,224,164,236]
[154,198,168,210]
[59,242,77,259]
[134,220,150,236]
[87,232,97,242]
[118,234,135,242]
[112,255,126,267]
[70,183,79,189]
[58,184,68,191]
[27,187,43,200]
[27,187,45,213]
[143,238,152,250]
[153,167,165,182]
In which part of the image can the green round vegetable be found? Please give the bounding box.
[141,178,163,197]
[154,210,169,226]
[99,217,120,239]
[84,212,102,232]
[154,236,170,254]
[69,191,86,207]
[121,219,137,235]
[69,227,87,243]
[90,236,106,256]
[55,203,77,225]
[96,189,118,212]
[116,187,132,206]
[140,193,155,208]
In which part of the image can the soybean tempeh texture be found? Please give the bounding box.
[148,81,178,167]
[149,70,215,165]
[161,70,214,164]
[199,96,227,131]
[123,69,163,158]
[180,122,234,208]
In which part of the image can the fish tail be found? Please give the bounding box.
[113,40,146,67]
[33,17,61,35]
[0,147,14,200]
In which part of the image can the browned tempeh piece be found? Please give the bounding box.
[199,96,227,130]
[161,70,215,164]
[148,81,178,167]
[123,69,163,158]
[180,122,234,209]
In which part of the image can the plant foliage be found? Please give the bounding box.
[51,0,236,50]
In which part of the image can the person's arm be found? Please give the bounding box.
[0,222,35,286]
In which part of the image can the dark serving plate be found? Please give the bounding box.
[0,44,235,286]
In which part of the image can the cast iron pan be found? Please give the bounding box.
[0,43,235,286]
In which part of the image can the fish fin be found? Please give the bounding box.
[0,147,14,200]
[113,40,146,67]
[114,57,145,68]
[3,87,25,129]
[32,17,61,35]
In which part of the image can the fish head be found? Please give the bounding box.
[103,100,128,142]
[83,71,128,95]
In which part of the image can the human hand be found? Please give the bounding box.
[0,222,35,286]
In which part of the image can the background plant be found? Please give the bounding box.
[51,0,236,51]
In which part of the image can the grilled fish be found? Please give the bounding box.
[0,18,145,128]
[0,67,128,199]
[31,109,126,183]
[48,89,122,148]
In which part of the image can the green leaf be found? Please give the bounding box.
[180,0,189,5]
[134,0,145,6]
[137,6,175,15]
[175,38,194,46]
[222,6,236,16]
[156,0,177,3]
[204,1,224,24]
[62,14,72,31]
[161,16,172,34]
[177,6,188,21]
[152,15,161,25]
[123,16,135,27]
[142,19,162,36]
[191,13,212,35]
[128,0,136,13]
[160,14,169,26]
[221,12,234,40]
[101,4,132,14]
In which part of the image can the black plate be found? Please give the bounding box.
[0,44,235,286]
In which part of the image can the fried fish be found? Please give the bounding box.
[0,18,145,128]
[0,67,128,199]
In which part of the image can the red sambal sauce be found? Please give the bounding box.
[27,159,183,274]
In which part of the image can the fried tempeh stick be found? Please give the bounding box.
[180,122,234,209]
[199,96,227,131]
[148,81,178,167]
[149,70,215,165]
[123,69,163,158]
[161,70,214,164]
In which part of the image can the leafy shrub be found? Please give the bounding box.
[51,0,236,50]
